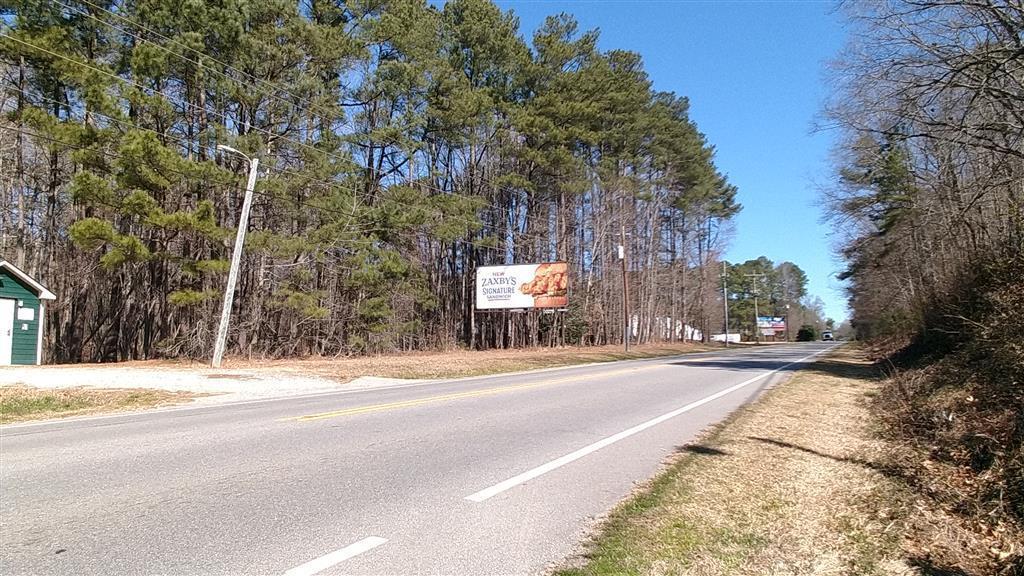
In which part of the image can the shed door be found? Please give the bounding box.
[0,298,14,365]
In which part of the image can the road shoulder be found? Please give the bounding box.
[556,345,913,576]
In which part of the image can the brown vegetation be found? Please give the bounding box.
[869,256,1024,575]
[826,2,1024,573]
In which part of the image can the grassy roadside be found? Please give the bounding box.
[556,345,913,576]
[0,386,195,424]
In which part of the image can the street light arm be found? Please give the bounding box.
[216,144,251,163]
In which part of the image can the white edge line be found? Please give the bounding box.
[282,536,387,576]
[465,346,834,503]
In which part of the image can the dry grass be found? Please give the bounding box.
[0,385,195,424]
[873,366,1024,575]
[557,345,915,576]
[89,341,723,382]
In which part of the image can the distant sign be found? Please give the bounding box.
[757,316,787,330]
[476,262,568,310]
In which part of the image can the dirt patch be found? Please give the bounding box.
[204,373,258,380]
[0,385,196,424]
[556,345,914,576]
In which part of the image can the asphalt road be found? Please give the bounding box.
[1,342,836,576]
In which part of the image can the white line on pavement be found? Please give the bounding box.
[464,347,833,503]
[283,536,388,576]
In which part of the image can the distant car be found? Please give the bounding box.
[822,331,834,341]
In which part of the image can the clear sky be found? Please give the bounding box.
[495,0,850,322]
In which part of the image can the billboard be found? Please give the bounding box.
[476,262,568,310]
[757,316,787,335]
[756,316,787,330]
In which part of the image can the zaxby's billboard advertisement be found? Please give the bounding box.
[475,262,568,309]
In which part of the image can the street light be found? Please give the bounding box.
[211,145,260,368]
[216,144,246,159]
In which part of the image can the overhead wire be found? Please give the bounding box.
[68,0,332,118]
[0,123,381,232]
[12,4,556,224]
[0,31,493,223]
[2,27,555,248]
[0,122,511,249]
[45,0,541,212]
[0,32,366,176]
[1,81,371,209]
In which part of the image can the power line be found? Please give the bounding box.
[2,81,375,209]
[0,32,363,174]
[66,0,331,117]
[0,74,396,218]
[2,34,560,246]
[2,18,558,222]
[0,123,524,249]
[8,7,704,235]
[2,30,522,233]
[0,123,375,229]
[0,107,516,248]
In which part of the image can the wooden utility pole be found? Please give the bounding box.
[785,303,791,342]
[721,261,730,348]
[470,269,477,350]
[620,216,630,353]
[745,272,766,345]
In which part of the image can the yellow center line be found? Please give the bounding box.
[284,364,662,423]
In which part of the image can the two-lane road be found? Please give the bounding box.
[1,342,836,575]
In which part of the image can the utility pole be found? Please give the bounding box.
[619,205,630,353]
[212,145,260,368]
[785,303,791,342]
[745,272,766,345]
[721,261,730,348]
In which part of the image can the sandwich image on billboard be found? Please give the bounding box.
[476,262,568,309]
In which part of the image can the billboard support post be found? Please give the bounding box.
[470,269,477,350]
[753,292,760,344]
[620,205,630,353]
[620,250,630,353]
[721,261,730,348]
[785,304,790,342]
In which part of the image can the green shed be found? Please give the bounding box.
[0,260,56,366]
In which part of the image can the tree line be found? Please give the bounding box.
[723,256,826,341]
[826,1,1023,569]
[827,0,1022,342]
[1,0,752,361]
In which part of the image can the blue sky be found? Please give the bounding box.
[495,0,850,321]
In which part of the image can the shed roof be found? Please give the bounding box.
[0,260,57,300]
